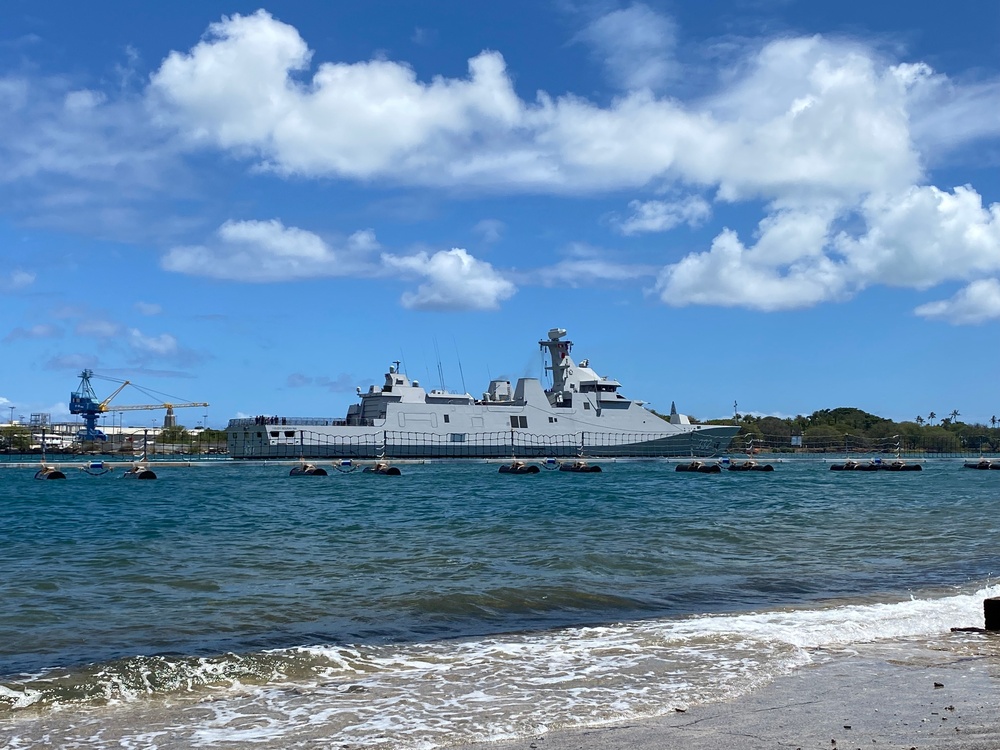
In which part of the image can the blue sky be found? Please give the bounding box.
[3,1,1000,429]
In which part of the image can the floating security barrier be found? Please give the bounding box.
[675,461,721,474]
[499,461,540,474]
[289,463,328,476]
[727,460,774,472]
[34,466,66,480]
[558,460,602,473]
[964,460,1000,470]
[830,458,921,472]
[122,466,157,480]
[363,462,402,476]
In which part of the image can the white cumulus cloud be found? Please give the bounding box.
[915,279,1000,324]
[1,270,36,291]
[161,218,374,281]
[128,328,179,356]
[128,328,177,356]
[536,243,657,288]
[657,184,1000,312]
[4,6,1000,322]
[835,185,1000,289]
[145,12,930,200]
[656,220,848,311]
[148,10,524,181]
[162,218,513,311]
[617,196,711,235]
[381,248,515,311]
[574,3,679,92]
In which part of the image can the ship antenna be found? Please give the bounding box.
[453,337,467,394]
[434,337,447,391]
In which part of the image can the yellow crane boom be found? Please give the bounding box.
[98,381,132,411]
[107,402,209,413]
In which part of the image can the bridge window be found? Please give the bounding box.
[509,416,528,428]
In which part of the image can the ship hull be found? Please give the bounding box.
[226,425,740,459]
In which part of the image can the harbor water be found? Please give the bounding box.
[1,459,998,748]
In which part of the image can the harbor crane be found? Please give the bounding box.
[69,369,209,441]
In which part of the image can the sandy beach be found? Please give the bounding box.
[453,636,1000,750]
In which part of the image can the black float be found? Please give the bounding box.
[364,462,402,475]
[559,460,602,473]
[34,466,66,480]
[122,466,157,480]
[727,460,774,472]
[289,463,328,476]
[499,461,540,474]
[964,459,1000,470]
[676,461,721,474]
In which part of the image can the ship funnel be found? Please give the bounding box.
[547,328,567,340]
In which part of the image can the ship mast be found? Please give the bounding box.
[539,328,572,392]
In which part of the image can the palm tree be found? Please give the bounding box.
[928,411,937,424]
[915,416,925,426]
[992,415,997,429]
[950,409,960,423]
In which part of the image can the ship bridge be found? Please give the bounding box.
[539,328,631,409]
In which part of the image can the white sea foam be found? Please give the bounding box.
[4,584,997,749]
[0,683,42,709]
[176,583,1000,748]
[645,582,1000,649]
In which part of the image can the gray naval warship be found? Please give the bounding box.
[226,328,739,459]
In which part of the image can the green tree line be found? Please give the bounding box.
[157,426,227,444]
[697,407,1000,453]
[0,425,31,451]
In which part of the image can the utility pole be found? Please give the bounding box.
[7,406,14,424]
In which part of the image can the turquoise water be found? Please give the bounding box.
[1,459,998,747]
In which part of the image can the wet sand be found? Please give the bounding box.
[453,639,1000,750]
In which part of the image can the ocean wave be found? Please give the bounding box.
[4,583,997,749]
[0,651,324,711]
